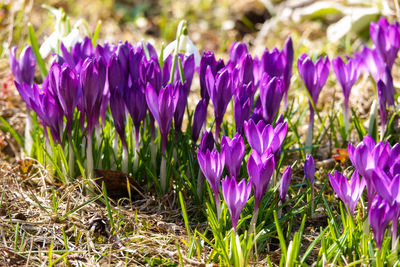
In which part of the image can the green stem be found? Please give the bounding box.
[168,20,186,84]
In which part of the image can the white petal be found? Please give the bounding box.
[62,28,82,49]
[163,40,176,61]
[185,38,201,67]
[39,32,58,58]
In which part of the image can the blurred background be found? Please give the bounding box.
[1,0,398,60]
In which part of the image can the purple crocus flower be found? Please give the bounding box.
[9,45,36,86]
[370,169,400,205]
[174,81,190,133]
[60,38,95,71]
[282,37,294,105]
[110,85,127,148]
[80,57,106,135]
[243,119,287,156]
[328,170,366,215]
[128,44,145,83]
[229,42,248,66]
[199,51,222,104]
[109,50,129,95]
[348,136,378,206]
[145,82,179,154]
[52,64,81,135]
[197,148,225,213]
[370,167,400,246]
[234,82,254,134]
[236,54,254,86]
[199,131,215,153]
[247,151,275,210]
[332,56,360,129]
[30,87,64,145]
[192,99,207,144]
[298,54,330,153]
[370,17,400,69]
[253,56,262,89]
[260,48,286,79]
[304,154,315,185]
[369,195,397,250]
[256,37,293,105]
[297,54,330,109]
[206,67,233,141]
[96,42,117,65]
[124,79,147,143]
[108,53,129,148]
[14,81,41,111]
[222,176,252,231]
[279,166,292,203]
[221,134,245,178]
[377,79,391,133]
[259,74,285,124]
[357,46,385,82]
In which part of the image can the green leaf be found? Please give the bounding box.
[28,23,48,78]
[92,20,102,47]
[273,210,287,260]
[0,115,24,148]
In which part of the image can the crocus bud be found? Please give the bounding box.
[197,148,225,204]
[128,44,145,83]
[57,65,81,135]
[145,83,179,154]
[304,154,315,185]
[279,166,292,203]
[206,68,233,140]
[369,195,397,250]
[370,169,400,205]
[81,57,106,135]
[9,45,36,86]
[96,42,117,65]
[174,81,190,133]
[124,79,147,133]
[199,131,215,153]
[283,36,294,96]
[259,74,285,124]
[238,54,254,86]
[30,87,64,145]
[377,79,391,132]
[108,52,129,95]
[221,134,245,178]
[109,85,127,148]
[199,51,218,104]
[234,82,254,134]
[261,47,286,78]
[332,56,360,120]
[247,151,275,210]
[229,42,248,66]
[329,170,366,215]
[141,57,162,93]
[222,176,252,231]
[192,99,207,143]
